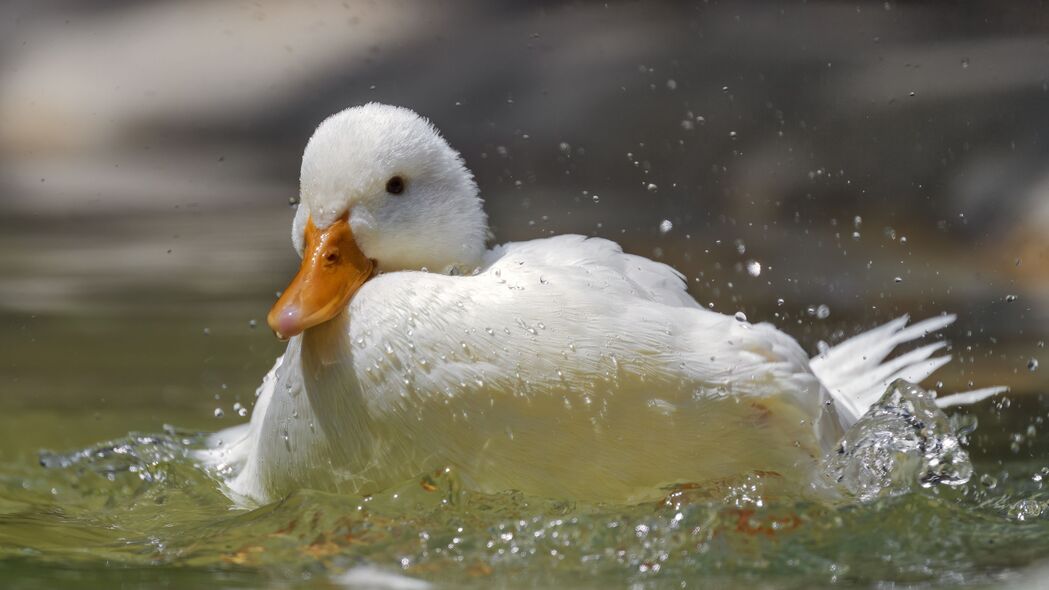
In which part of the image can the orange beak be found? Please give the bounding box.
[267,214,374,340]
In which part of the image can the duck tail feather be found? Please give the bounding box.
[935,386,1008,408]
[809,314,960,424]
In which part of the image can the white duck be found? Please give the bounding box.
[204,103,1000,505]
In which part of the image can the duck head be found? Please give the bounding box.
[267,103,488,340]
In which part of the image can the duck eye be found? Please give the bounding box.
[386,175,405,195]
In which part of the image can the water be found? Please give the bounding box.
[822,380,975,503]
[0,374,1045,589]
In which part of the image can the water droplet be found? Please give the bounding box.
[961,58,970,69]
[776,298,785,306]
[734,311,748,322]
[248,319,257,329]
[1009,499,1045,522]
[816,304,831,319]
[894,277,903,283]
[659,219,673,234]
[591,194,600,203]
[1006,294,1018,302]
[646,183,659,193]
[213,408,224,418]
[745,260,762,277]
[1029,359,1040,372]
[734,239,746,255]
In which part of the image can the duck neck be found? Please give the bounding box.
[299,314,376,470]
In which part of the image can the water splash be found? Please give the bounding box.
[822,379,974,502]
[39,425,204,484]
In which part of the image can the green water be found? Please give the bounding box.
[2,314,1049,588]
[2,400,1049,589]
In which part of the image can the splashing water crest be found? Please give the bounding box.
[822,380,974,502]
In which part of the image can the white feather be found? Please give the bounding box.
[936,386,1008,408]
[204,235,848,503]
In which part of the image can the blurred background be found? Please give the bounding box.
[0,0,1046,450]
